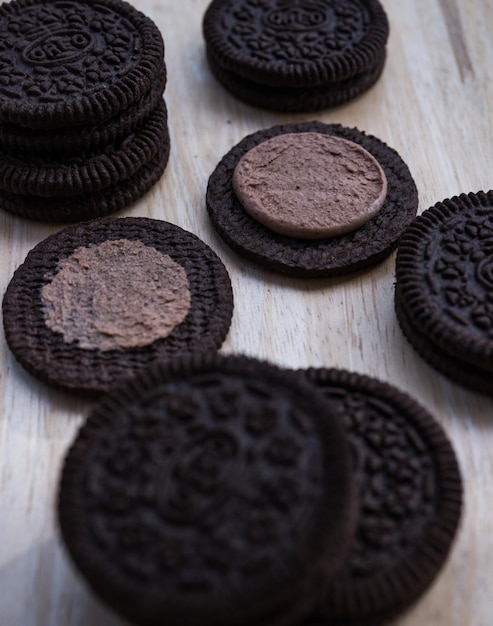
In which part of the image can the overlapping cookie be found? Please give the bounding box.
[206,121,418,277]
[0,0,169,221]
[58,353,355,626]
[2,217,234,394]
[203,0,389,111]
[55,353,462,626]
[302,367,463,625]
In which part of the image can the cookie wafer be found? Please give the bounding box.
[203,0,389,112]
[395,190,493,394]
[302,368,462,625]
[0,143,170,222]
[205,50,386,113]
[2,217,234,394]
[206,121,418,277]
[395,287,492,394]
[0,0,165,129]
[58,353,355,626]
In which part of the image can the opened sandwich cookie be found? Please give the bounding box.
[2,217,234,394]
[206,121,418,277]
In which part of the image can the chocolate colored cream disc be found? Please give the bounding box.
[41,239,191,351]
[232,133,387,239]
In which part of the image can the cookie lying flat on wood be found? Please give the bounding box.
[2,217,234,394]
[206,121,418,277]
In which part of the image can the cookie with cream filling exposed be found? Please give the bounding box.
[2,217,234,394]
[206,121,418,277]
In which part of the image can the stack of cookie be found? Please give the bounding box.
[395,191,493,396]
[0,0,169,222]
[203,0,389,112]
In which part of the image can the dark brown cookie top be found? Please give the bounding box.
[203,0,389,87]
[2,217,234,393]
[0,100,168,197]
[0,0,165,128]
[58,353,354,626]
[395,191,493,374]
[206,121,418,277]
[302,368,463,625]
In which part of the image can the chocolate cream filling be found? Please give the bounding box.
[42,239,191,351]
[232,132,387,239]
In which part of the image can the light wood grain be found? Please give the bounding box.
[0,0,492,624]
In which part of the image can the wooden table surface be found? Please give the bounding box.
[0,0,492,624]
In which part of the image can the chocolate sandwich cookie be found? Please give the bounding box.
[206,121,418,277]
[0,100,168,197]
[58,353,355,626]
[302,368,462,625]
[0,69,167,159]
[395,291,493,395]
[2,218,234,393]
[0,0,165,129]
[203,0,389,111]
[0,143,170,222]
[395,190,493,395]
[205,49,386,113]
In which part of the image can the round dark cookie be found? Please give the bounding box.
[0,69,167,159]
[395,191,493,390]
[206,121,418,277]
[0,0,165,129]
[0,136,169,222]
[58,353,355,626]
[2,218,234,394]
[300,367,463,625]
[203,0,389,87]
[205,51,385,113]
[0,100,168,197]
[395,284,493,395]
